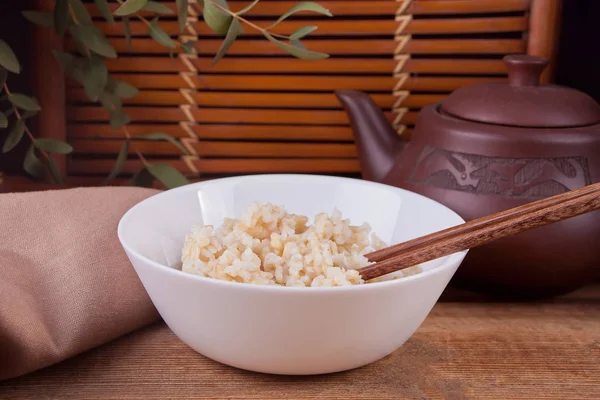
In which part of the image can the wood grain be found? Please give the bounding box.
[71,140,358,158]
[67,124,356,141]
[67,158,361,175]
[66,38,526,55]
[96,17,528,37]
[102,58,508,74]
[66,74,504,92]
[408,0,531,15]
[84,0,532,17]
[360,183,600,281]
[84,1,400,17]
[66,106,403,125]
[1,284,598,399]
[67,91,444,109]
[528,0,564,82]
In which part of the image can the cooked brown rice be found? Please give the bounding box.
[181,203,421,287]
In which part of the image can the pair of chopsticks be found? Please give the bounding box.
[357,181,600,281]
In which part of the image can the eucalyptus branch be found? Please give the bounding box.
[201,0,289,40]
[2,82,68,185]
[67,3,150,177]
[3,83,51,162]
[7,0,333,189]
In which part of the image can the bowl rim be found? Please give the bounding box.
[117,174,468,293]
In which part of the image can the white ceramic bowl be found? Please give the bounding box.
[118,174,467,375]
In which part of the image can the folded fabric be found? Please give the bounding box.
[0,186,161,380]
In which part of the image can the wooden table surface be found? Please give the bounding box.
[1,285,599,400]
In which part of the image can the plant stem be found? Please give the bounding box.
[201,0,290,40]
[68,3,151,176]
[3,83,61,184]
[122,126,151,168]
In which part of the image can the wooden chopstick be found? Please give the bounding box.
[358,182,600,281]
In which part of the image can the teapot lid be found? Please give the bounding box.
[440,55,600,128]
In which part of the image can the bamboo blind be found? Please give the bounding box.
[47,0,561,182]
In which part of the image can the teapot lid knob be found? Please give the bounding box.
[504,54,549,87]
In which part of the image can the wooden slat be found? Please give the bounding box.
[403,39,526,54]
[68,38,525,55]
[69,74,504,92]
[66,106,405,125]
[96,17,527,37]
[103,57,507,75]
[403,76,505,92]
[406,16,528,34]
[69,38,396,55]
[404,59,507,74]
[68,158,362,174]
[68,124,355,141]
[72,75,395,91]
[67,90,445,109]
[84,0,530,17]
[408,0,531,15]
[67,90,397,108]
[98,20,397,37]
[104,57,395,74]
[85,1,398,17]
[71,140,358,158]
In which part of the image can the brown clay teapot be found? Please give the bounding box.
[336,55,600,299]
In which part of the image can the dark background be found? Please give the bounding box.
[1,0,600,174]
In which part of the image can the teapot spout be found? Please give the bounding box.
[335,90,406,182]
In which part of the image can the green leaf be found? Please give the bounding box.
[104,140,129,184]
[123,17,133,50]
[130,167,155,187]
[148,17,176,49]
[94,0,115,24]
[82,54,108,101]
[181,40,196,54]
[52,50,84,84]
[2,120,25,153]
[100,91,123,111]
[211,18,242,65]
[147,163,189,189]
[70,25,117,58]
[8,94,41,112]
[23,144,45,179]
[68,0,94,25]
[176,0,189,32]
[54,0,70,36]
[0,112,7,129]
[21,110,39,119]
[35,138,74,154]
[110,109,131,129]
[0,67,7,88]
[290,25,317,40]
[267,2,332,29]
[136,132,189,155]
[46,157,65,185]
[107,79,139,99]
[22,11,54,28]
[142,1,174,14]
[236,0,259,16]
[114,0,149,16]
[203,0,232,35]
[0,40,20,74]
[262,32,328,60]
[290,38,305,49]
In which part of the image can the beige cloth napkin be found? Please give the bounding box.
[0,186,161,381]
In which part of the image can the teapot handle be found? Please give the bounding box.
[504,55,549,87]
